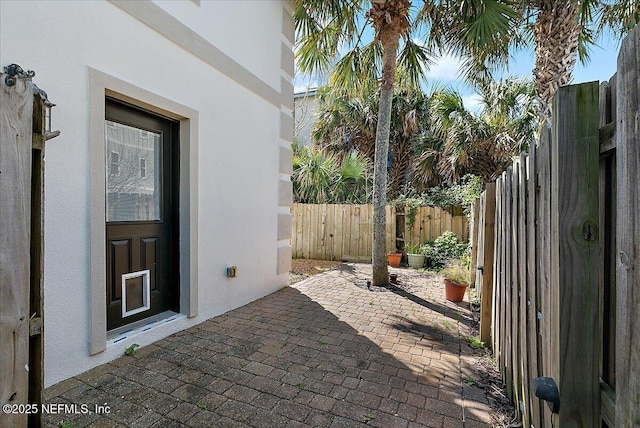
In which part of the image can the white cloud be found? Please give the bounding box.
[425,53,465,81]
[462,93,484,113]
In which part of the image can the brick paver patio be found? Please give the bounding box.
[44,264,493,427]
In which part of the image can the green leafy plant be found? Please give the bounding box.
[295,382,305,389]
[362,413,375,422]
[393,175,483,214]
[467,336,486,350]
[59,422,74,428]
[462,376,476,386]
[422,231,470,269]
[405,242,422,254]
[292,142,372,204]
[124,343,140,356]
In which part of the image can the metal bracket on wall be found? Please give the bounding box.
[3,63,35,86]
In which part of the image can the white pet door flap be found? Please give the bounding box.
[121,270,151,317]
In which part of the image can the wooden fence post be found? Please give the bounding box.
[479,183,495,344]
[615,24,640,428]
[0,71,35,428]
[550,82,600,427]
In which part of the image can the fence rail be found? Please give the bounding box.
[473,24,640,428]
[291,203,468,260]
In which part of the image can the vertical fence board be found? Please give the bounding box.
[498,172,507,378]
[471,199,480,289]
[480,184,496,343]
[537,127,554,427]
[474,196,485,292]
[510,162,521,415]
[518,155,530,427]
[334,204,343,259]
[526,143,542,428]
[362,204,371,257]
[344,205,351,258]
[443,210,452,239]
[426,206,434,241]
[291,203,298,257]
[390,205,397,254]
[550,82,600,426]
[328,204,336,260]
[615,24,640,427]
[296,203,304,258]
[352,206,360,256]
[492,178,502,353]
[432,205,441,238]
[504,167,513,398]
[310,203,319,259]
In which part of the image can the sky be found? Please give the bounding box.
[294,31,622,112]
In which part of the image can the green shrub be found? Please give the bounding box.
[467,336,486,350]
[422,231,469,269]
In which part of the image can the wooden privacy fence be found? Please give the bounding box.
[473,26,639,428]
[291,203,468,260]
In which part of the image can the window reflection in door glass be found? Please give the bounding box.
[105,120,162,222]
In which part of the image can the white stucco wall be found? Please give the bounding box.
[152,0,283,90]
[0,0,293,386]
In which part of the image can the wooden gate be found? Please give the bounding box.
[1,64,57,427]
[473,26,640,427]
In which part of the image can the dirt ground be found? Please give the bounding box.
[290,258,343,283]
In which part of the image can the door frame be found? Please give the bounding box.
[88,68,199,355]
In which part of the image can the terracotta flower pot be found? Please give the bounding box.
[444,279,467,302]
[387,253,401,268]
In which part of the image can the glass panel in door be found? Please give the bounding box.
[105,121,162,222]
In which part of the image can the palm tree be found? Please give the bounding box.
[295,0,517,285]
[312,87,429,199]
[292,142,372,204]
[413,78,537,185]
[522,0,640,123]
[597,0,640,35]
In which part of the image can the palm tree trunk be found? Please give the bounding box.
[372,32,399,286]
[533,0,580,122]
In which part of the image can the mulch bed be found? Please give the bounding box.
[290,259,343,283]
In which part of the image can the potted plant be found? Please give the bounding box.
[405,243,425,269]
[387,252,402,268]
[440,262,470,302]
